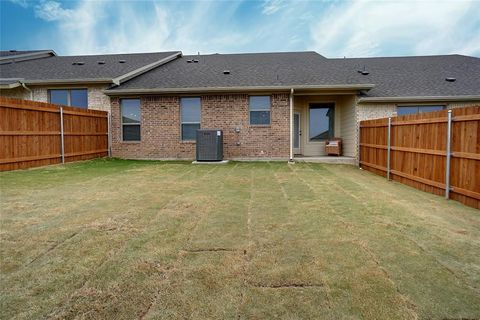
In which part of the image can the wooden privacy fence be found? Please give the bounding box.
[359,106,480,209]
[0,97,110,171]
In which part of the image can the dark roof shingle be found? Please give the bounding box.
[0,51,180,82]
[108,52,480,98]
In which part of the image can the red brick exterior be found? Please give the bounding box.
[111,93,290,159]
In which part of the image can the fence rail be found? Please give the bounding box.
[359,106,480,209]
[0,97,109,171]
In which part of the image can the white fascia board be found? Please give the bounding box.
[358,95,480,103]
[112,51,182,85]
[0,50,56,64]
[104,84,375,95]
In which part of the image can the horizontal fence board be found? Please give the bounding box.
[360,106,480,209]
[0,97,108,171]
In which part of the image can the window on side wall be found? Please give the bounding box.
[397,105,445,116]
[121,99,141,142]
[249,96,271,125]
[309,103,335,141]
[48,89,88,108]
[181,97,201,140]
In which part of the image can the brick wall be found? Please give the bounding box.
[111,93,290,160]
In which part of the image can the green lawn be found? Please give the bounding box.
[1,159,479,320]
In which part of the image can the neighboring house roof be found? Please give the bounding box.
[330,55,480,101]
[0,51,182,87]
[0,50,56,64]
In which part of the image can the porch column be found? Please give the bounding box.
[289,88,294,161]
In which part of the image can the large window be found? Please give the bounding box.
[181,97,201,140]
[121,99,141,142]
[249,96,271,125]
[397,105,445,116]
[309,103,335,141]
[48,89,88,108]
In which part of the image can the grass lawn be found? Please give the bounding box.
[1,159,479,320]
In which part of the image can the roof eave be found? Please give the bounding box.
[24,78,114,85]
[358,95,480,103]
[104,84,375,96]
[0,82,22,89]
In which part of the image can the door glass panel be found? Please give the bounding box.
[309,104,334,141]
[294,113,300,149]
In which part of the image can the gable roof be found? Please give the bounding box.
[106,51,376,93]
[105,52,480,100]
[0,51,182,86]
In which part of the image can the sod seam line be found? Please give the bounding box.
[291,164,420,319]
[139,164,239,320]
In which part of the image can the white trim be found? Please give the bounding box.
[358,95,480,103]
[0,82,22,89]
[289,89,294,161]
[112,51,182,85]
[105,84,376,95]
[0,50,56,64]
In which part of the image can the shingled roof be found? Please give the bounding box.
[0,51,181,85]
[1,49,478,100]
[105,52,480,99]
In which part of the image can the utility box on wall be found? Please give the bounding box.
[196,129,224,161]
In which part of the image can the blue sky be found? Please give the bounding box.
[1,0,479,58]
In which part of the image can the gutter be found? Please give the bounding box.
[104,84,376,95]
[0,82,22,89]
[23,78,114,85]
[20,81,33,100]
[111,51,182,85]
[358,95,480,103]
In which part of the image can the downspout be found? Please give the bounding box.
[20,81,33,100]
[289,88,294,162]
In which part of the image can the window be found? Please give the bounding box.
[397,105,445,116]
[249,96,271,125]
[309,103,335,141]
[48,89,88,108]
[181,97,201,140]
[121,99,141,142]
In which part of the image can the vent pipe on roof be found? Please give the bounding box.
[118,60,126,63]
[98,61,105,65]
[223,70,230,75]
[445,77,456,82]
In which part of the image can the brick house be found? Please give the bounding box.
[1,50,479,161]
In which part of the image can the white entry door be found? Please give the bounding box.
[293,112,301,154]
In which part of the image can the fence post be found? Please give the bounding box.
[60,107,65,164]
[445,110,452,199]
[387,117,392,180]
[357,121,361,167]
[107,111,112,157]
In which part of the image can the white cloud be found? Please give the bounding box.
[262,0,285,15]
[31,0,251,55]
[7,0,29,8]
[310,0,480,57]
[35,0,73,21]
